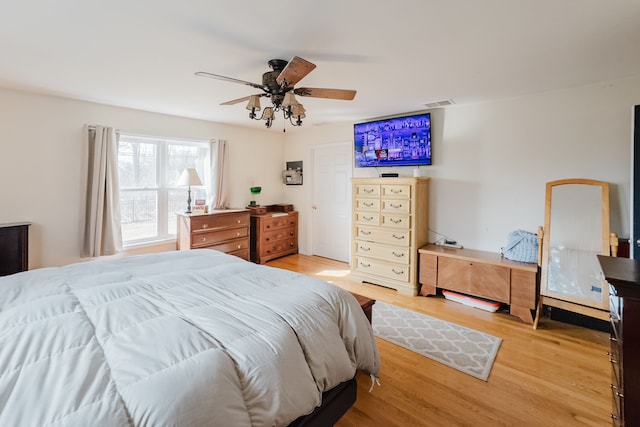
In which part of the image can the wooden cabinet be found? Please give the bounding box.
[351,177,430,296]
[419,244,538,323]
[598,255,640,426]
[176,210,250,260]
[0,222,30,276]
[251,210,298,264]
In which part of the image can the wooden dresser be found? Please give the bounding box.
[250,206,298,264]
[598,255,640,426]
[0,222,30,276]
[351,177,430,296]
[419,244,538,323]
[176,210,250,260]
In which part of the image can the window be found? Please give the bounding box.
[117,134,209,246]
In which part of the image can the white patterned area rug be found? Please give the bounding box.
[372,301,502,381]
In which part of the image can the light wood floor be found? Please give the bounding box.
[267,254,611,427]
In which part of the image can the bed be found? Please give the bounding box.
[0,249,380,426]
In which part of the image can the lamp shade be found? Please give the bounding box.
[246,95,261,111]
[177,168,203,186]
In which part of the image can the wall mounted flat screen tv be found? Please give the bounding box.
[354,112,431,168]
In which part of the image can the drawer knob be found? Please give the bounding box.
[237,220,241,223]
[364,216,373,221]
[363,188,373,193]
[361,230,372,235]
[201,237,207,242]
[237,245,241,249]
[610,358,618,364]
[202,224,209,229]
[392,268,404,275]
[392,252,404,258]
[390,203,402,209]
[392,234,405,240]
[363,202,374,207]
[360,261,371,267]
[390,218,402,224]
[360,246,371,252]
[390,189,401,194]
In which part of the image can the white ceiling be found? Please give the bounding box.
[2,1,640,132]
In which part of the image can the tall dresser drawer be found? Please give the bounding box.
[355,241,411,264]
[355,257,409,282]
[356,212,380,226]
[381,199,411,214]
[355,198,381,212]
[355,184,380,197]
[381,184,411,198]
[381,214,410,229]
[356,226,410,246]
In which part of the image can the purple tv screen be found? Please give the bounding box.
[354,112,431,168]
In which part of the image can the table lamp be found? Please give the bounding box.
[177,168,203,213]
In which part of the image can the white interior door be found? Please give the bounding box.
[311,143,352,262]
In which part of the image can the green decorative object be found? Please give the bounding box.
[249,186,262,207]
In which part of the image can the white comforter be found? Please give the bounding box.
[0,250,380,426]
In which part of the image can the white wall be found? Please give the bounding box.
[0,87,284,268]
[285,75,640,255]
[3,74,637,269]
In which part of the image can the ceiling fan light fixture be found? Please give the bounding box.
[246,95,261,119]
[262,107,275,128]
[282,92,299,108]
[200,56,357,130]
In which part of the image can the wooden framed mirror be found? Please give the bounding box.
[534,178,618,328]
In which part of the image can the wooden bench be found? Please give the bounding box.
[350,292,375,324]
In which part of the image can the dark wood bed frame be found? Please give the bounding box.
[288,377,357,427]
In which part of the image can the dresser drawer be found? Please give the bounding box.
[262,227,296,243]
[356,226,411,246]
[381,199,411,214]
[261,215,297,232]
[191,227,248,248]
[355,240,411,264]
[259,238,297,257]
[381,213,410,229]
[355,257,409,282]
[190,213,249,231]
[355,198,380,212]
[208,238,249,254]
[355,184,380,197]
[356,212,380,226]
[381,184,410,198]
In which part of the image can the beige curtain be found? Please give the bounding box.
[208,139,229,209]
[82,125,122,257]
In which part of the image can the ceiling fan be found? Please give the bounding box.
[195,56,356,129]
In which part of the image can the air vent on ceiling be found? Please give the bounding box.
[424,99,455,109]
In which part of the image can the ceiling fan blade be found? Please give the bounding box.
[294,87,357,100]
[195,72,264,90]
[220,95,254,106]
[276,56,316,87]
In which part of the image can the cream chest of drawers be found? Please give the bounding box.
[176,210,250,260]
[351,177,430,295]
